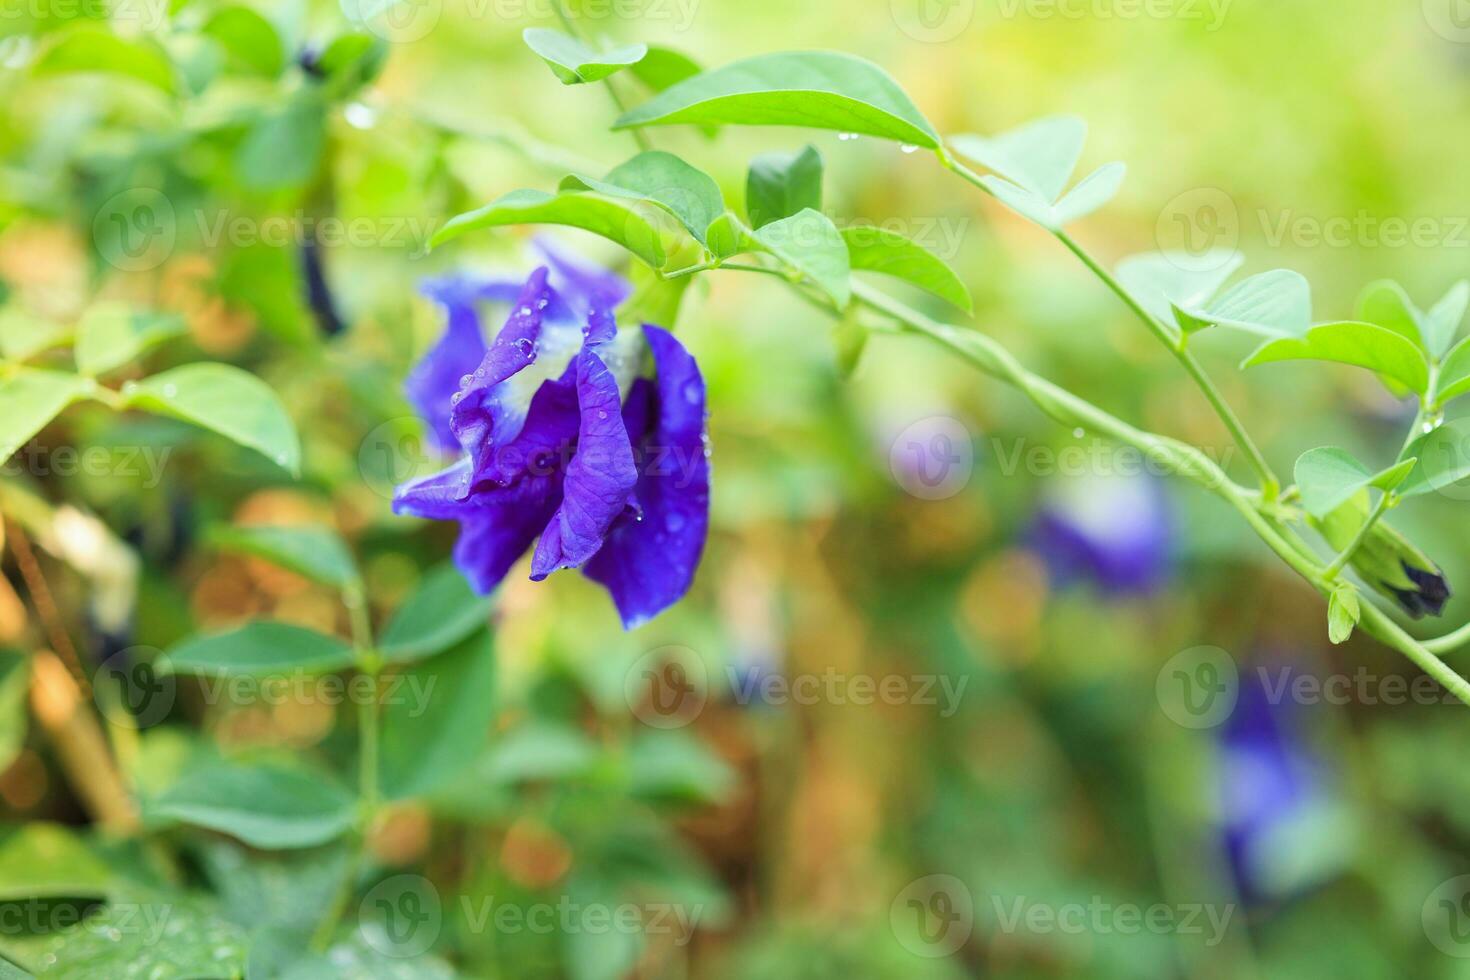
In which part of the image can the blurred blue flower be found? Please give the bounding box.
[1027,473,1172,595]
[1217,666,1348,902]
[395,245,710,629]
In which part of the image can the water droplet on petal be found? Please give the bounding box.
[450,391,463,405]
[460,374,473,387]
[597,410,607,419]
[665,512,685,533]
[682,380,701,405]
[1073,427,1085,438]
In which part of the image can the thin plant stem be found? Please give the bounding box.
[552,0,652,152]
[1322,491,1393,581]
[945,158,1280,498]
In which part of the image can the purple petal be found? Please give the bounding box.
[394,458,561,594]
[584,326,710,628]
[529,349,638,579]
[406,276,522,450]
[535,238,630,317]
[448,269,553,473]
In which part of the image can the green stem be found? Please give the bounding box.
[724,266,1470,708]
[552,0,651,152]
[1322,491,1393,581]
[945,159,1280,499]
[1425,621,1470,655]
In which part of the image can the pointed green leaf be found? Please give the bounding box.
[380,628,496,800]
[0,823,110,900]
[1434,334,1470,405]
[431,188,671,268]
[162,621,355,676]
[950,116,1087,201]
[1114,250,1244,328]
[1327,585,1360,644]
[29,896,248,978]
[560,151,724,244]
[522,28,646,85]
[613,51,941,150]
[1051,161,1126,225]
[207,523,358,589]
[1428,281,1470,357]
[1242,320,1430,394]
[202,5,285,77]
[0,369,93,461]
[1399,423,1470,498]
[705,211,761,261]
[746,145,823,230]
[752,208,851,307]
[123,363,301,474]
[379,563,491,664]
[33,29,177,93]
[148,764,355,849]
[74,303,186,376]
[978,174,1057,228]
[236,98,325,191]
[1294,446,1415,518]
[840,225,971,311]
[0,309,70,361]
[628,45,702,92]
[1356,279,1424,349]
[1177,270,1312,338]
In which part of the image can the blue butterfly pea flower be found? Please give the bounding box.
[1028,473,1173,595]
[394,246,709,630]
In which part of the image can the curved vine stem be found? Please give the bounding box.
[943,159,1280,500]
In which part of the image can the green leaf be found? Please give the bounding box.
[380,629,495,800]
[950,116,1087,201]
[121,363,301,474]
[483,722,600,785]
[236,99,325,190]
[705,211,761,261]
[33,29,176,93]
[74,303,186,376]
[201,5,285,77]
[1051,162,1126,225]
[560,151,724,244]
[162,621,355,677]
[840,226,971,311]
[1435,334,1470,405]
[752,208,851,307]
[1242,320,1430,394]
[148,764,355,849]
[1114,250,1244,328]
[1175,269,1312,338]
[614,50,941,150]
[624,731,735,805]
[207,524,358,589]
[1327,585,1360,645]
[0,369,94,462]
[522,28,646,85]
[431,189,671,268]
[1293,446,1415,518]
[1426,281,1469,357]
[379,563,490,665]
[31,895,248,979]
[628,45,702,93]
[1399,423,1470,498]
[1356,279,1424,349]
[746,145,823,230]
[0,824,110,900]
[0,309,70,361]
